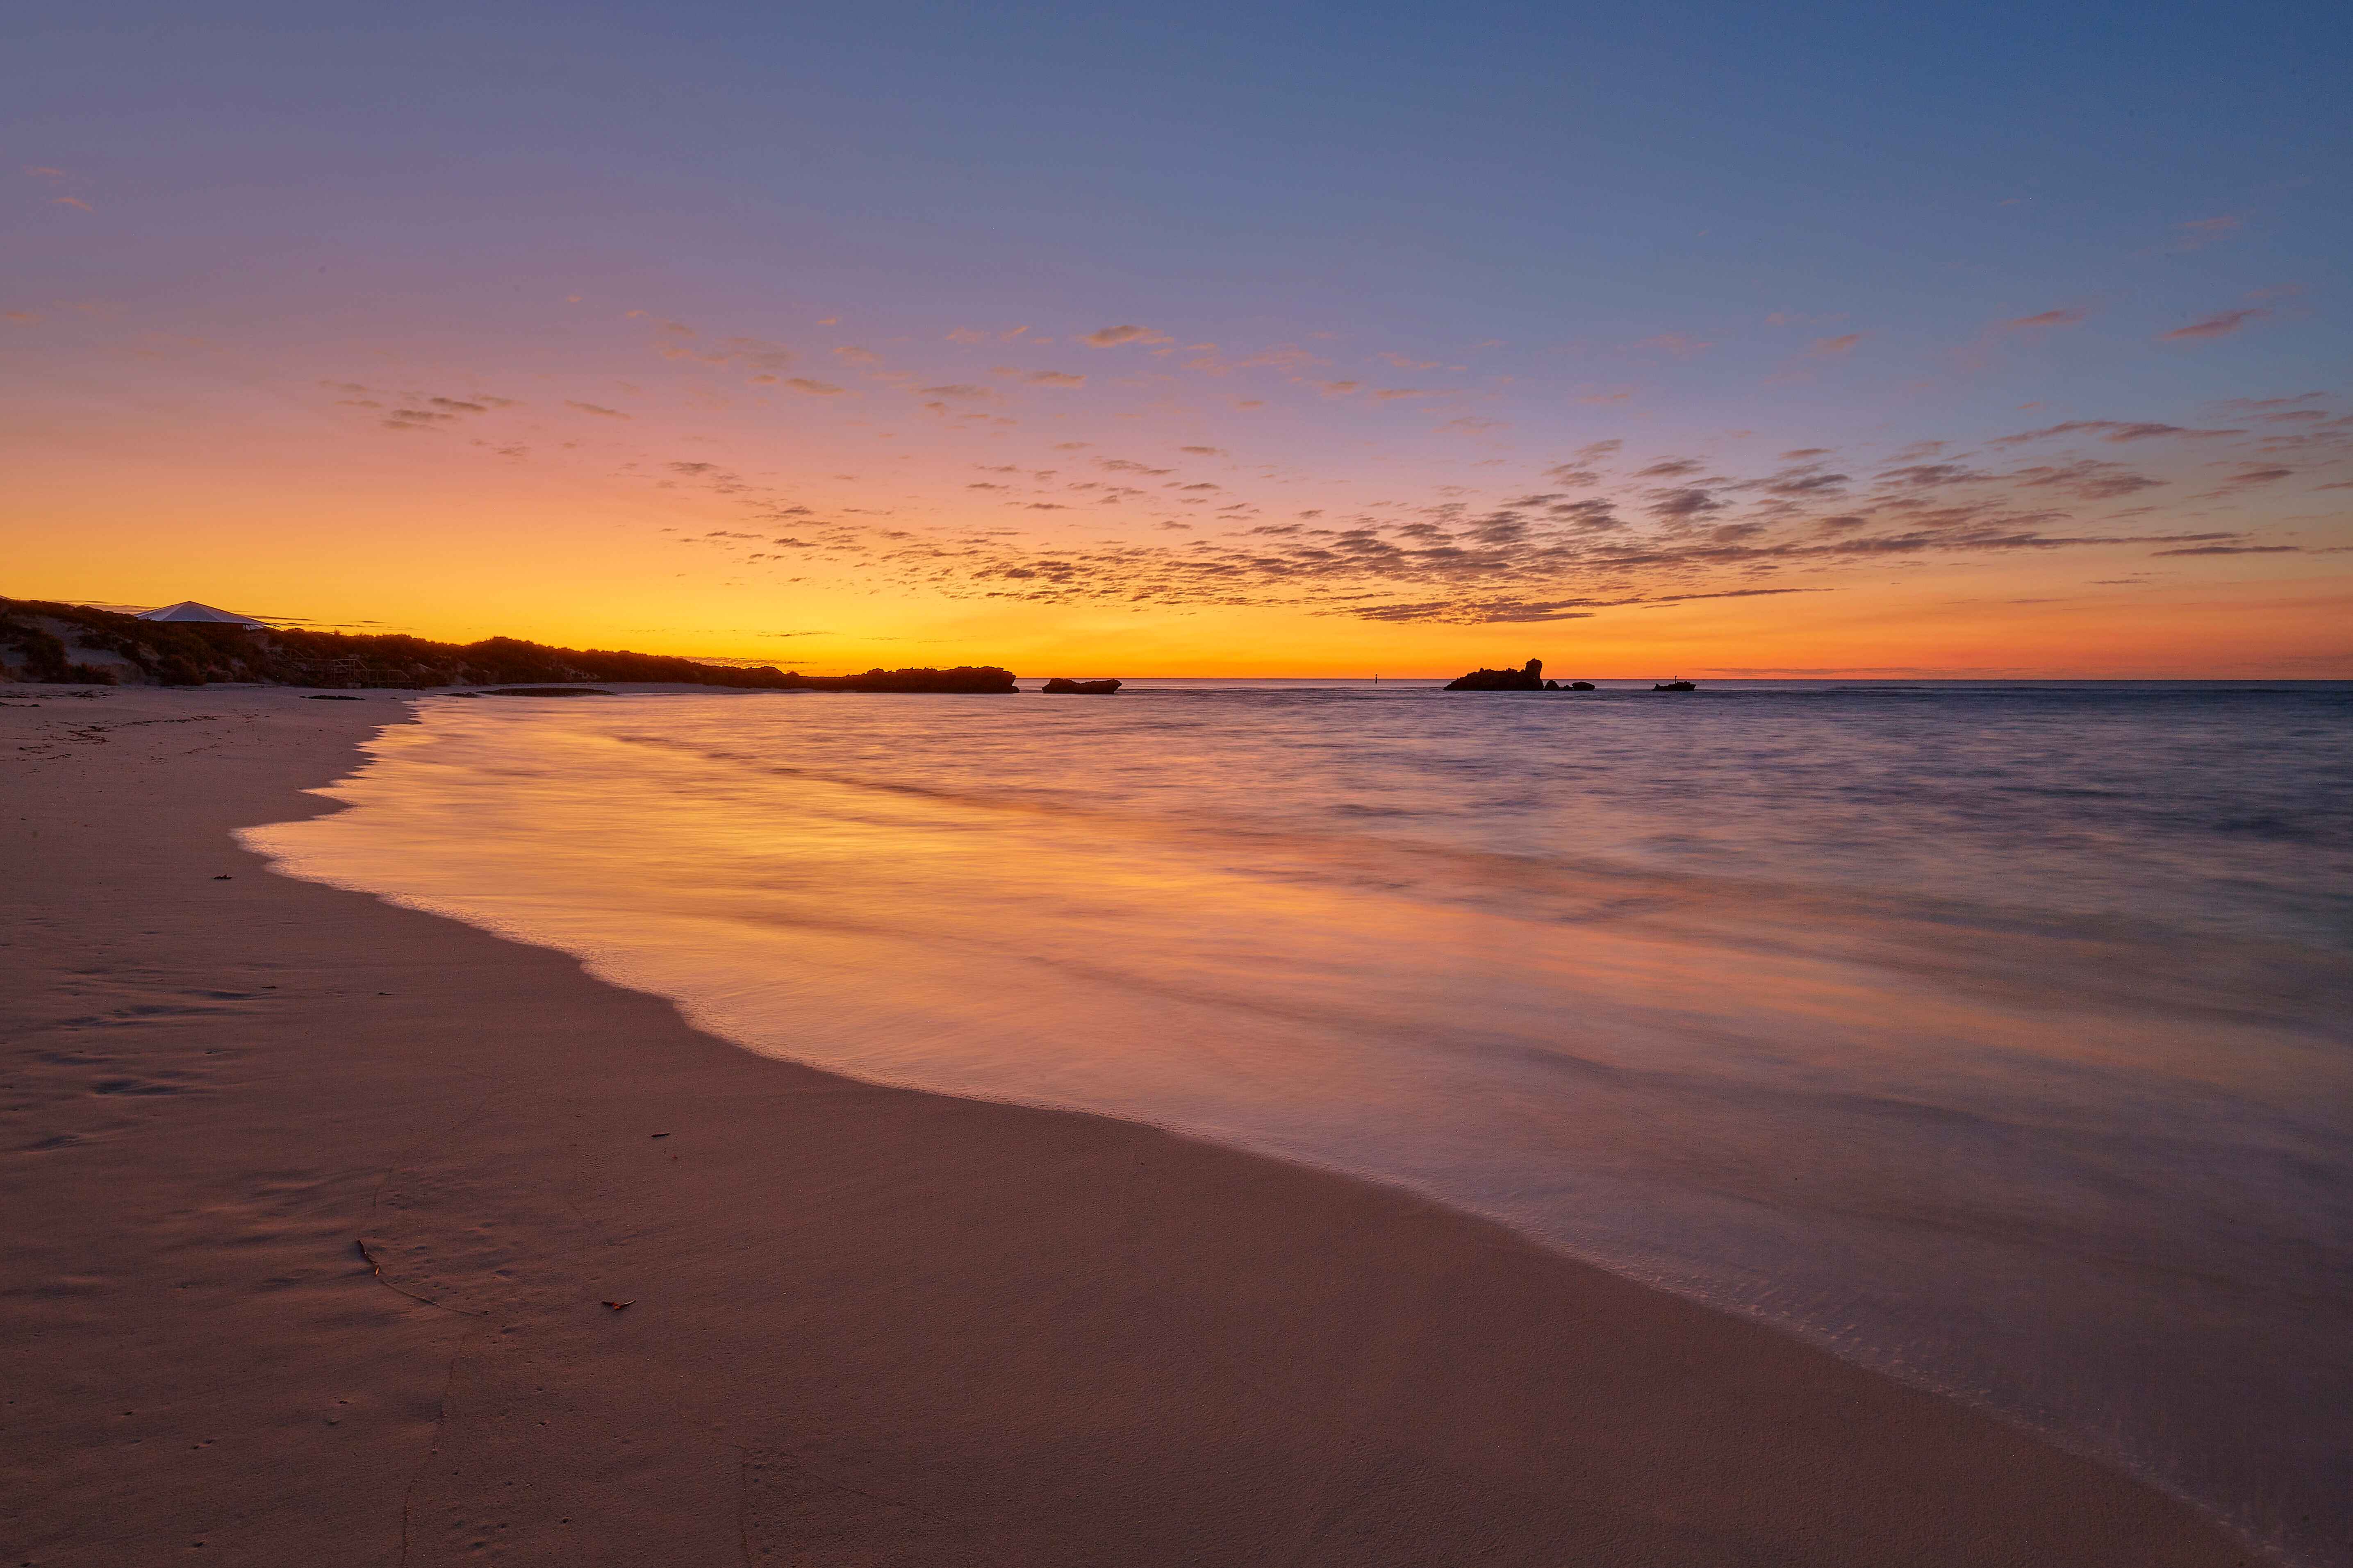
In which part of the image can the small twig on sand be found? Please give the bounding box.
[355,1238,485,1318]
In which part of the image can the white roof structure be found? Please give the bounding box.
[134,601,269,627]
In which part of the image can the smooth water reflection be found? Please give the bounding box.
[248,680,2353,1563]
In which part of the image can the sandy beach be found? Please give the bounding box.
[1,684,2262,1567]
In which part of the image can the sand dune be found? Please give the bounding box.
[0,685,2259,1566]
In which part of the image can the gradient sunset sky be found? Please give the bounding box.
[8,0,2349,675]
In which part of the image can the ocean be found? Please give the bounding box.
[245,678,2353,1563]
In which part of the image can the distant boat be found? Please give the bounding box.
[1653,679,1696,692]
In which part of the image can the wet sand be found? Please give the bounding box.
[0,684,2262,1566]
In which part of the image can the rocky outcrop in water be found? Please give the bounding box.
[790,666,1019,694]
[484,686,617,697]
[1444,659,1545,692]
[1040,677,1122,694]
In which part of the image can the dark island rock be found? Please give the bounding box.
[1040,677,1123,694]
[779,666,1019,694]
[1653,679,1697,692]
[1569,681,1596,691]
[484,686,617,697]
[1444,658,1546,692]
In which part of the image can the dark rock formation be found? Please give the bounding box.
[1444,659,1545,692]
[1040,677,1123,694]
[484,686,617,697]
[1543,680,1559,690]
[1569,681,1596,691]
[1653,679,1697,692]
[795,666,1018,694]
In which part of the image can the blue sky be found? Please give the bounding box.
[19,0,2344,355]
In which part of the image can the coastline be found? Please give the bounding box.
[2,685,2262,1566]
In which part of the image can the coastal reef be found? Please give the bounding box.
[1041,677,1123,694]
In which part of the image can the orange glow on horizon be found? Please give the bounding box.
[7,291,2348,679]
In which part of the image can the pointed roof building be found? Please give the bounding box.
[134,601,269,628]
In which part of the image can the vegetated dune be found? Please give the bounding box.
[0,597,1014,693]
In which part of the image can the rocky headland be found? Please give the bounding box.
[0,597,1015,694]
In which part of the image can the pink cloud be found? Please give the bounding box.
[1638,333,1713,358]
[51,196,92,211]
[1231,344,1325,371]
[1080,324,1172,348]
[2171,215,2243,251]
[1987,419,2244,447]
[2159,309,2268,343]
[1809,333,1865,357]
[2001,308,2087,330]
[2210,393,2323,413]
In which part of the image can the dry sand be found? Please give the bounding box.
[1,684,2262,1566]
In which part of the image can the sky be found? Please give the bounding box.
[5,0,2350,676]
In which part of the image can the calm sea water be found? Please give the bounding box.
[248,678,2353,1563]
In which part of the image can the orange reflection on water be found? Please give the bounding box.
[248,689,2353,1557]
